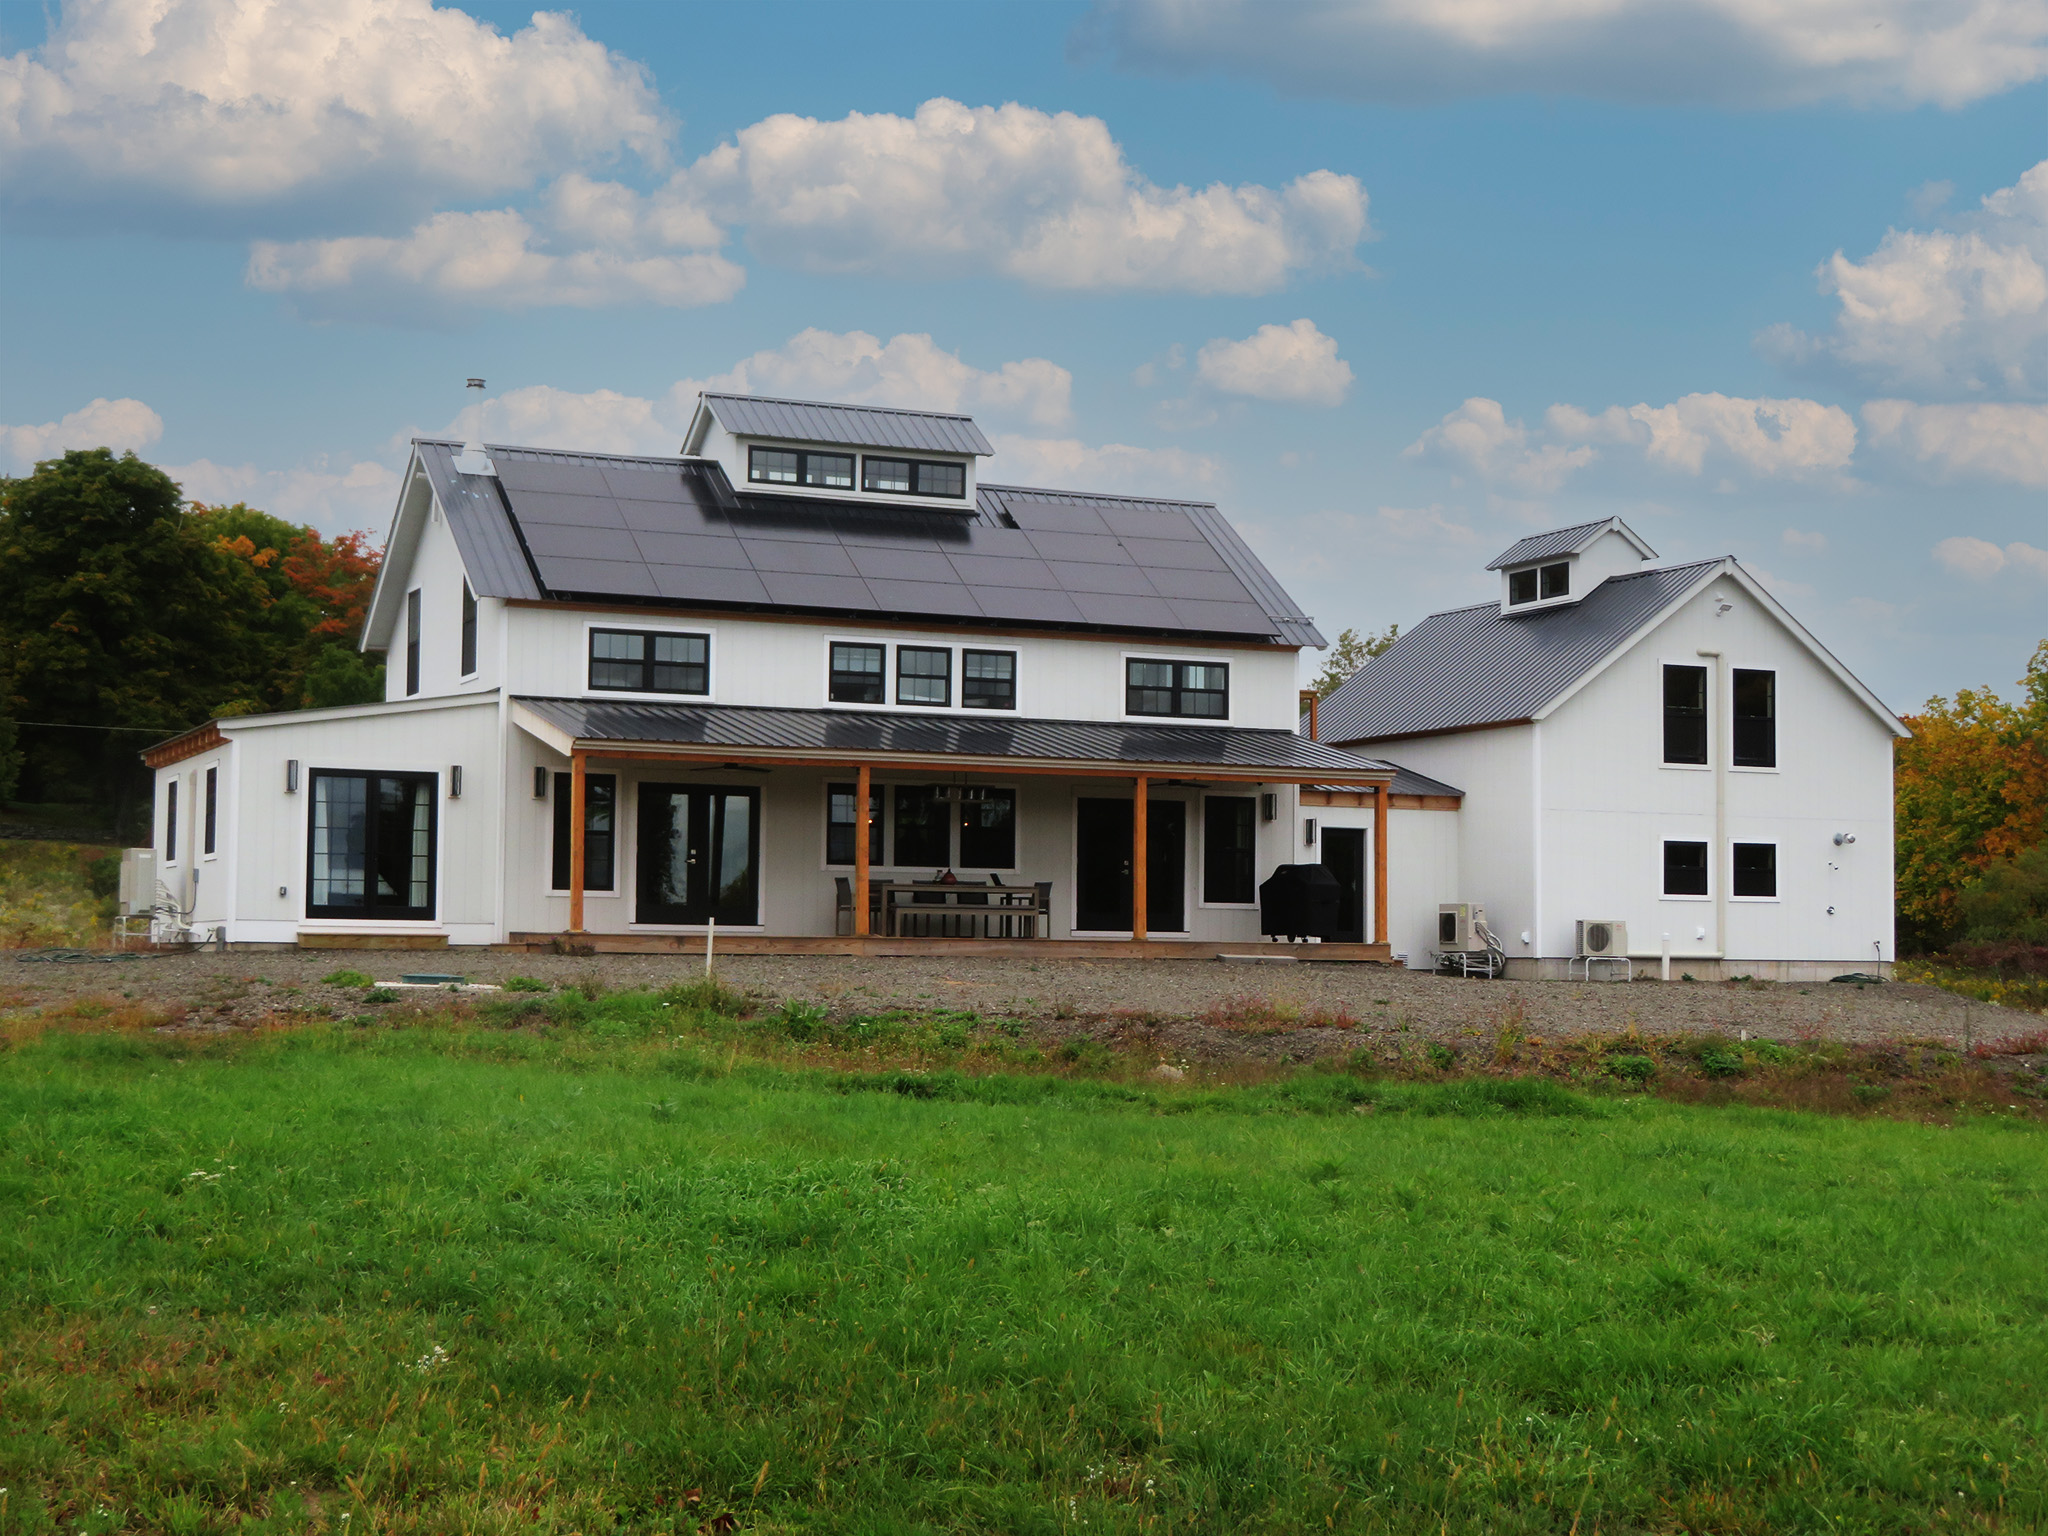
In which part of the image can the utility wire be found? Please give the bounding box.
[0,720,182,733]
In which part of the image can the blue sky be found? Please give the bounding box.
[3,0,2043,711]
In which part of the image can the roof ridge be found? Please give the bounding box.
[980,481,1221,510]
[701,390,978,423]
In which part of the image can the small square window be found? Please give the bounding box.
[830,643,885,704]
[1539,561,1569,598]
[917,461,964,498]
[962,649,1015,710]
[803,452,854,489]
[1663,840,1709,897]
[1507,568,1538,604]
[748,447,800,484]
[1732,842,1777,898]
[897,646,951,706]
[863,457,912,493]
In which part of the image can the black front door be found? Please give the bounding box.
[636,783,760,925]
[1074,797,1187,933]
[1321,827,1367,944]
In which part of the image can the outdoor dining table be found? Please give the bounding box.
[876,879,1048,938]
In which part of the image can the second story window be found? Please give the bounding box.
[962,649,1016,710]
[1663,664,1706,764]
[1127,658,1229,719]
[1733,668,1776,767]
[405,589,421,696]
[897,646,952,706]
[862,457,966,498]
[1507,562,1569,605]
[588,629,708,694]
[748,446,854,489]
[460,580,477,676]
[830,643,885,704]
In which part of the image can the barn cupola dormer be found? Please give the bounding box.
[1486,517,1657,615]
[680,393,994,511]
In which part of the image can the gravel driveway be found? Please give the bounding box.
[6,948,2033,1057]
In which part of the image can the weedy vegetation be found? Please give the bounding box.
[0,981,2045,1533]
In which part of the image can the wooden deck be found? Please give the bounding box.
[503,932,1394,963]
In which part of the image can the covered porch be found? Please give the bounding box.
[507,698,1398,959]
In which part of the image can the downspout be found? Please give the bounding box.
[1697,646,1728,961]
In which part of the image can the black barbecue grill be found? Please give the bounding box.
[1259,863,1342,942]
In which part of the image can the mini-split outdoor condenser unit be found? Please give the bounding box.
[118,849,156,917]
[1437,903,1486,951]
[1575,920,1628,958]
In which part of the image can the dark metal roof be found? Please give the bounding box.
[1308,765,1465,798]
[1320,560,1723,742]
[1486,517,1657,570]
[515,696,1396,778]
[700,394,993,456]
[418,440,1315,646]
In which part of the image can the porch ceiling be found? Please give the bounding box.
[512,696,1396,784]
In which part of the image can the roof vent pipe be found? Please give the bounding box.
[452,377,496,477]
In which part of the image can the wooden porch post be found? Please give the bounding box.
[1132,775,1149,941]
[1373,781,1389,946]
[854,763,872,937]
[569,750,587,934]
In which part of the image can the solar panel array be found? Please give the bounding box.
[485,448,1291,640]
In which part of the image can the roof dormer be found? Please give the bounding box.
[1486,517,1657,615]
[681,393,993,511]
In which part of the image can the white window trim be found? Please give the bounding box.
[458,581,480,682]
[819,777,1022,872]
[1120,650,1234,725]
[1658,833,1713,902]
[201,761,221,862]
[1066,788,1195,937]
[579,619,717,704]
[1194,790,1260,910]
[735,436,973,510]
[1501,560,1577,613]
[1728,839,1781,904]
[821,638,1020,717]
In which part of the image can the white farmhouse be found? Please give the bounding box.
[1315,518,1908,980]
[140,394,1444,955]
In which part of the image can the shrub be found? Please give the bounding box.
[84,853,120,900]
[1851,1082,1893,1106]
[660,976,753,1017]
[773,998,830,1041]
[363,988,398,1005]
[1607,1054,1657,1085]
[1751,1040,1800,1066]
[1957,843,2048,946]
[1425,1042,1457,1071]
[321,969,373,988]
[504,975,551,993]
[1054,1038,1114,1071]
[1698,1046,1745,1079]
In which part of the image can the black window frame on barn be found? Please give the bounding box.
[747,445,855,491]
[1731,841,1778,899]
[1202,795,1257,905]
[405,589,421,697]
[1662,839,1710,898]
[1126,658,1230,720]
[896,646,952,707]
[962,649,1016,711]
[829,643,886,704]
[587,628,710,696]
[860,456,967,499]
[460,580,478,677]
[305,769,438,921]
[203,767,218,856]
[1507,562,1570,605]
[1733,668,1776,768]
[1663,664,1708,765]
[551,772,617,892]
[164,780,178,864]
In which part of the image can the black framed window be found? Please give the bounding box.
[962,649,1016,710]
[1126,658,1229,719]
[825,782,884,866]
[1507,562,1570,605]
[830,643,885,704]
[1203,796,1256,904]
[1663,664,1707,764]
[587,629,709,695]
[307,770,436,919]
[958,788,1016,869]
[1732,842,1777,899]
[897,646,952,706]
[551,773,616,891]
[893,785,951,868]
[460,581,477,676]
[405,589,421,696]
[164,780,178,863]
[861,457,966,498]
[748,446,854,490]
[203,767,218,856]
[1662,839,1709,897]
[1733,668,1776,768]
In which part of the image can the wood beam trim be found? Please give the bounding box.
[1373,782,1389,946]
[1132,774,1148,942]
[569,750,587,934]
[853,763,871,938]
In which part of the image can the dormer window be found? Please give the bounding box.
[748,446,854,490]
[862,456,966,499]
[1508,562,1570,606]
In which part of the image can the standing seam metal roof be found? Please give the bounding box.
[700,394,994,456]
[1318,560,1723,742]
[1485,517,1656,570]
[414,439,543,600]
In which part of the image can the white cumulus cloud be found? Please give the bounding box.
[0,0,667,228]
[1863,399,2048,486]
[1194,319,1354,405]
[1083,0,2048,109]
[1405,398,1595,493]
[984,435,1223,497]
[169,455,402,533]
[1375,503,1477,545]
[1761,160,2048,396]
[0,397,163,468]
[1933,535,2048,580]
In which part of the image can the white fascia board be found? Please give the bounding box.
[360,450,430,653]
[217,691,503,732]
[681,397,715,457]
[510,700,578,757]
[1532,558,1910,739]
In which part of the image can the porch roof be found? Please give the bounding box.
[512,696,1397,783]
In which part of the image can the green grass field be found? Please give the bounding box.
[2,997,2044,1534]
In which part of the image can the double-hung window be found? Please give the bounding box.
[203,767,218,856]
[164,781,178,863]
[1126,659,1229,719]
[307,770,437,919]
[1732,842,1777,898]
[551,773,616,891]
[826,782,885,866]
[1733,669,1776,767]
[1662,840,1709,897]
[962,649,1016,710]
[588,629,709,694]
[897,646,951,706]
[830,643,886,704]
[861,457,966,498]
[1663,664,1707,764]
[748,446,854,490]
